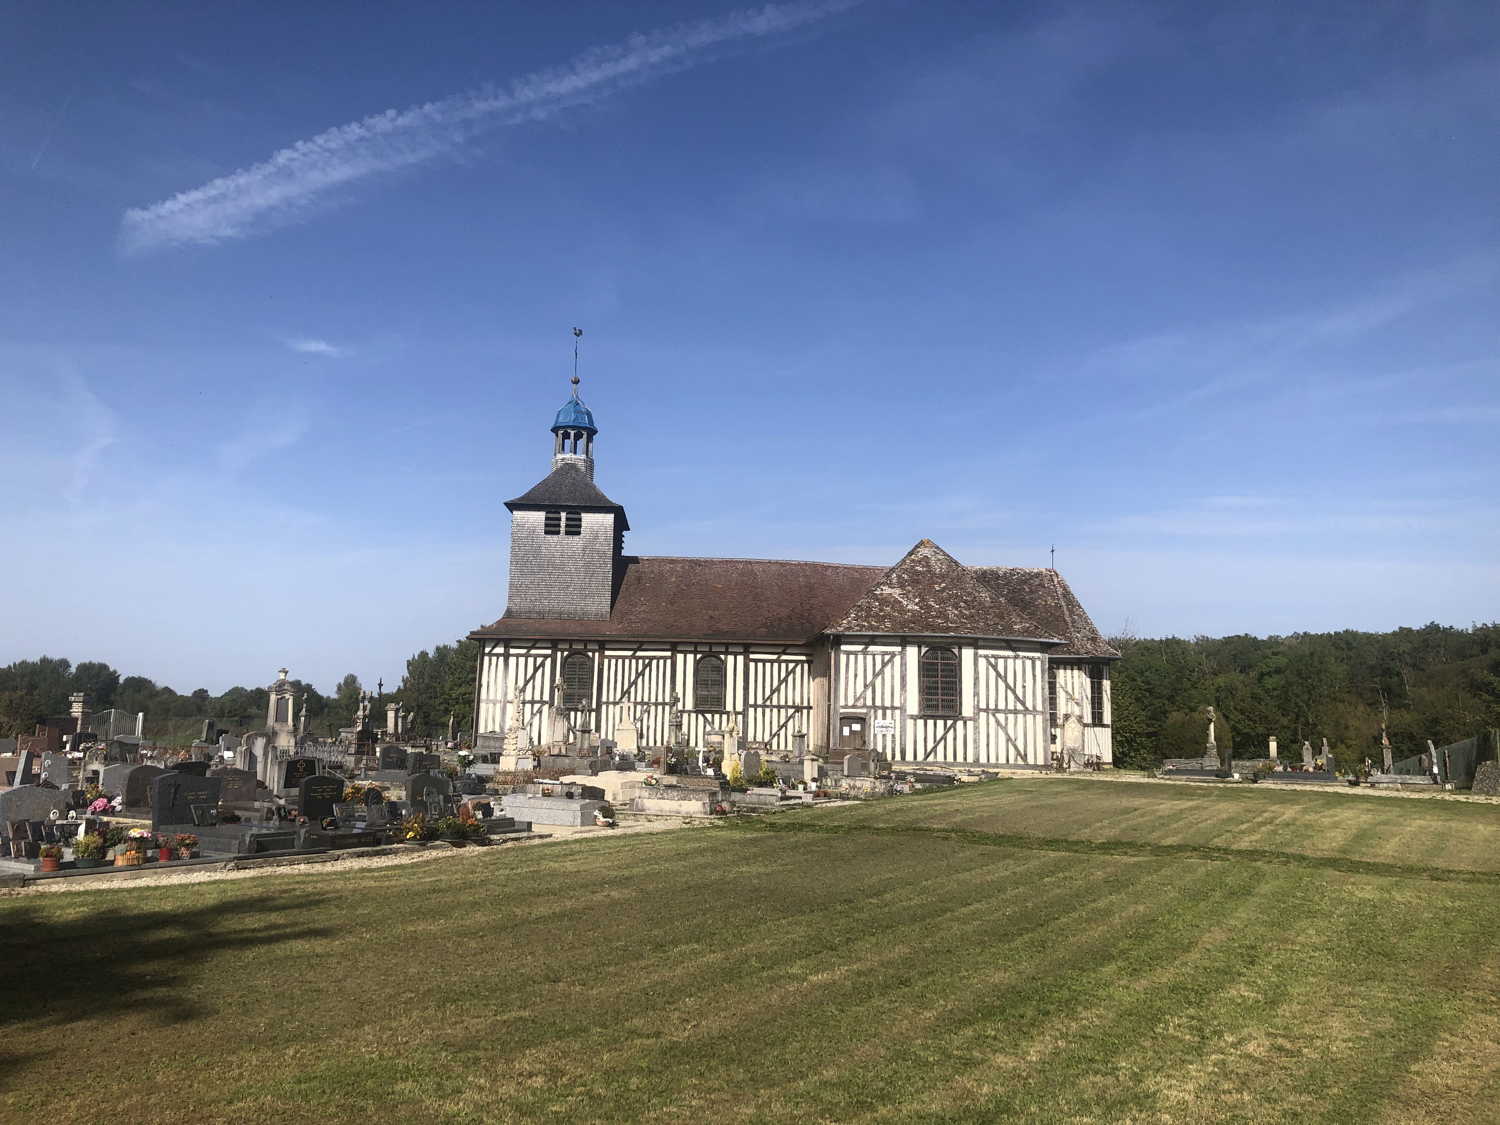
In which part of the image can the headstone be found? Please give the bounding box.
[1301,741,1314,768]
[39,751,71,790]
[122,764,168,809]
[378,745,408,771]
[0,785,71,829]
[408,771,453,814]
[1381,727,1394,774]
[100,762,132,797]
[208,767,258,806]
[12,750,39,786]
[613,715,640,753]
[281,757,319,790]
[1471,762,1500,797]
[739,749,762,780]
[200,720,218,743]
[104,738,135,764]
[1060,713,1085,767]
[150,773,222,832]
[364,803,389,828]
[407,751,439,773]
[1268,737,1277,760]
[169,760,211,777]
[802,756,820,785]
[362,786,386,807]
[842,752,872,778]
[298,775,346,822]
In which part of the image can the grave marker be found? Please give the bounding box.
[150,773,223,832]
[298,775,346,822]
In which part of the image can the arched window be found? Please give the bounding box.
[919,647,959,715]
[560,652,594,710]
[694,655,726,711]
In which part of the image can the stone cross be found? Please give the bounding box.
[1381,726,1393,773]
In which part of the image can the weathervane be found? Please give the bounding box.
[571,327,583,397]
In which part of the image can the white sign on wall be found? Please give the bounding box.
[872,718,896,735]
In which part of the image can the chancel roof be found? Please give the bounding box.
[473,539,1118,655]
[830,540,1048,638]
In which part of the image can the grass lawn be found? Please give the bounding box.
[3,778,1498,1123]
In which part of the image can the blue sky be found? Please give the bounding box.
[3,0,1497,695]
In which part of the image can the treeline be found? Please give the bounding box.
[0,638,480,744]
[1111,622,1500,771]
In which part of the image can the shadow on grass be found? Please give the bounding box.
[0,890,334,1085]
[739,819,1500,886]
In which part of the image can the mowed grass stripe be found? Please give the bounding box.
[6,780,1500,1123]
[809,778,1500,876]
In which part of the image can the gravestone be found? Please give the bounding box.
[122,764,168,810]
[209,767,258,806]
[1060,713,1085,767]
[408,771,453,813]
[739,750,762,780]
[364,803,389,828]
[0,755,17,786]
[39,751,71,790]
[99,762,132,797]
[170,760,211,777]
[13,750,39,787]
[378,745,408,771]
[281,757,319,790]
[103,738,135,764]
[362,786,386,807]
[842,752,872,779]
[150,773,223,832]
[613,716,639,753]
[1268,737,1278,760]
[200,720,218,743]
[407,751,439,773]
[298,775,346,822]
[0,785,71,829]
[1301,741,1315,769]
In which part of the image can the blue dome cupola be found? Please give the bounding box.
[551,372,598,478]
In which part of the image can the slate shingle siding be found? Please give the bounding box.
[506,509,617,619]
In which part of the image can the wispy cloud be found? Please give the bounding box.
[120,0,862,254]
[61,374,118,503]
[284,336,346,357]
[217,398,311,472]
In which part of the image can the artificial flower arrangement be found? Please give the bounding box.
[125,827,155,852]
[173,833,199,857]
[642,774,660,787]
[87,797,112,816]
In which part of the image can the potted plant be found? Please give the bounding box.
[38,844,64,873]
[72,833,106,869]
[156,834,175,862]
[174,833,199,859]
[594,804,616,827]
[117,827,153,866]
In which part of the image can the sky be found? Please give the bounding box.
[3,0,1498,696]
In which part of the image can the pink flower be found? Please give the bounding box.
[88,798,111,814]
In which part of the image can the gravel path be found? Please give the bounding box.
[2,817,710,898]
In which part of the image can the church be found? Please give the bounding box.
[470,377,1118,768]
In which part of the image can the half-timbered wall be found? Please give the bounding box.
[1051,661,1113,762]
[832,638,1051,766]
[475,640,814,752]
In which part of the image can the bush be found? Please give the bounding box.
[72,833,104,859]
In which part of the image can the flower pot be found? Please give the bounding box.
[158,848,175,862]
[115,851,144,867]
[75,857,104,869]
[39,857,61,873]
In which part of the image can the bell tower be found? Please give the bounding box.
[502,341,628,620]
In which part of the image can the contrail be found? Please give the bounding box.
[120,0,862,254]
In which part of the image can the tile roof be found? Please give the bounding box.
[970,567,1120,658]
[472,541,1118,657]
[830,540,1049,638]
[472,556,885,643]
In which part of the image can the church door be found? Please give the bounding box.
[839,715,867,751]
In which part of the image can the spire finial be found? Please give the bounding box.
[571,327,583,399]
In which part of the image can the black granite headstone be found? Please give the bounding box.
[281,757,319,789]
[169,760,211,777]
[378,745,408,771]
[150,772,223,832]
[298,775,345,822]
[122,764,168,809]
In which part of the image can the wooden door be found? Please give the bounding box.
[839,715,867,750]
